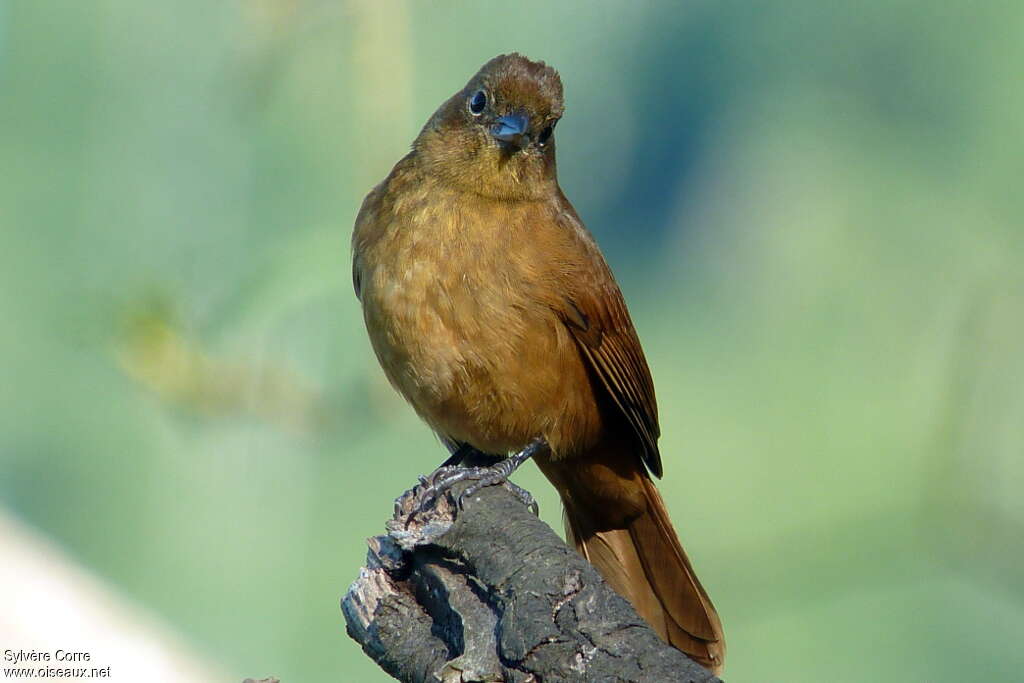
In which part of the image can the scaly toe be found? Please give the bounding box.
[406,466,489,527]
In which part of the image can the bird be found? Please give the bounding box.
[351,53,725,673]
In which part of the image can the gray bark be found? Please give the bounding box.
[342,474,723,683]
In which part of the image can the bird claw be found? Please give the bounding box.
[404,466,463,528]
[458,470,537,514]
[403,439,548,527]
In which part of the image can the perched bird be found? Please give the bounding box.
[352,53,725,673]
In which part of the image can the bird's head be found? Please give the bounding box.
[414,53,564,201]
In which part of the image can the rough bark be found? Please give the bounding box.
[342,473,723,683]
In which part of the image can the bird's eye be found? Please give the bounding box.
[468,90,487,115]
[537,124,554,146]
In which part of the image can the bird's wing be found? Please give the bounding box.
[555,225,662,477]
[352,257,362,300]
[351,192,377,302]
[352,178,392,302]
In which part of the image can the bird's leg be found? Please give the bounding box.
[411,438,548,523]
[439,442,502,469]
[457,438,547,509]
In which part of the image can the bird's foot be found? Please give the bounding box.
[441,466,538,515]
[405,438,548,527]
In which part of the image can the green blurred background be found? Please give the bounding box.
[2,1,1022,681]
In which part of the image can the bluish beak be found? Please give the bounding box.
[490,113,530,147]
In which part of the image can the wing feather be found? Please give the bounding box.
[558,266,662,476]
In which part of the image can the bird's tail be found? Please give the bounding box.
[544,454,725,674]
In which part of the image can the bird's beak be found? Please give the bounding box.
[490,113,530,149]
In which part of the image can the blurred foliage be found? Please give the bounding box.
[1,1,1022,681]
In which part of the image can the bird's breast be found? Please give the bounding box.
[357,197,598,454]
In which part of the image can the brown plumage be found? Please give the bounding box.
[352,53,725,673]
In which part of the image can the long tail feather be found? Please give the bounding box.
[559,466,725,674]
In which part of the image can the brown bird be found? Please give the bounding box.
[352,53,725,673]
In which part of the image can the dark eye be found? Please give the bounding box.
[468,90,486,115]
[537,124,554,146]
